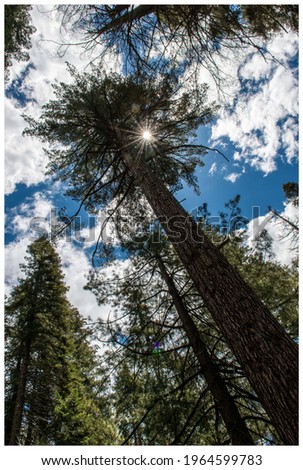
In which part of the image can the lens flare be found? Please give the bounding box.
[142,130,152,141]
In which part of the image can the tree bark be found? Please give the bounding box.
[97,5,158,36]
[24,408,34,445]
[124,152,298,445]
[8,339,32,445]
[155,253,254,445]
[5,356,21,445]
[270,208,299,231]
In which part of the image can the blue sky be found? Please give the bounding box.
[178,126,298,220]
[4,5,299,319]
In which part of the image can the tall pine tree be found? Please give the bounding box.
[5,237,117,445]
[24,69,298,444]
[87,207,297,445]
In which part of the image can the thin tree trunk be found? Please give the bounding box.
[24,407,34,445]
[5,356,21,445]
[124,152,298,445]
[155,253,254,445]
[9,340,32,445]
[270,208,299,230]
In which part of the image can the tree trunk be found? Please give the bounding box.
[9,340,32,445]
[5,356,21,445]
[24,408,34,445]
[97,5,158,36]
[124,152,298,445]
[155,253,254,445]
[270,208,299,231]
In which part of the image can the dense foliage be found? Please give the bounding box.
[6,4,298,446]
[86,203,297,445]
[5,5,36,79]
[5,238,117,445]
[23,67,217,216]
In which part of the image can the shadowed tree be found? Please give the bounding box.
[23,68,298,444]
[53,4,298,81]
[88,241,258,444]
[87,213,296,444]
[282,182,298,206]
[5,237,118,445]
[4,5,36,80]
[87,196,297,445]
[89,226,256,444]
[268,182,299,256]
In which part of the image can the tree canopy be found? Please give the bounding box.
[23,66,217,217]
[54,4,298,79]
[23,62,298,444]
[7,4,298,447]
[86,206,297,445]
[5,5,36,79]
[5,237,118,445]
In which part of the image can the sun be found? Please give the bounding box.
[142,130,152,141]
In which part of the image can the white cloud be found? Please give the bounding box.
[4,191,118,320]
[239,52,270,82]
[267,31,299,62]
[245,202,298,266]
[4,237,29,292]
[208,162,217,176]
[5,234,109,320]
[7,191,52,238]
[5,97,48,194]
[211,32,298,175]
[5,6,120,195]
[224,172,241,183]
[56,239,111,320]
[75,207,121,249]
[281,117,298,161]
[4,8,79,194]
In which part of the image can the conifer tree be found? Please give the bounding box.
[55,4,298,77]
[92,219,256,445]
[5,237,117,445]
[4,5,36,80]
[24,69,298,444]
[87,218,294,445]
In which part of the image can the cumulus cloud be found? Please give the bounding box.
[211,32,298,175]
[56,239,111,320]
[5,97,48,194]
[4,191,118,320]
[5,234,111,320]
[245,202,298,266]
[5,6,120,195]
[7,190,52,238]
[224,172,241,183]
